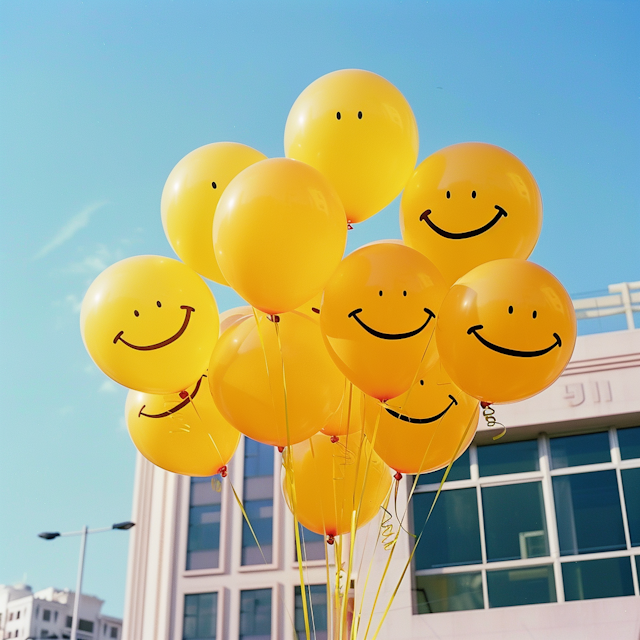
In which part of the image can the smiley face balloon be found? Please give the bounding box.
[364,359,479,475]
[321,242,447,401]
[126,374,240,477]
[401,143,543,285]
[81,256,219,394]
[285,69,419,224]
[436,259,577,404]
[161,142,267,285]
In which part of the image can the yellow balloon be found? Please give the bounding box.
[321,242,447,401]
[81,256,219,394]
[283,431,392,537]
[285,69,419,224]
[126,374,240,476]
[209,312,344,447]
[161,142,267,284]
[321,381,365,439]
[219,305,252,334]
[213,158,347,314]
[364,360,479,475]
[436,259,577,404]
[400,143,543,285]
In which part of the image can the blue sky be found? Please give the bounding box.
[1,0,638,618]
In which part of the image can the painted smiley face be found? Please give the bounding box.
[321,242,447,401]
[126,373,240,477]
[285,69,419,224]
[364,359,479,474]
[436,259,577,404]
[400,142,543,285]
[81,255,219,394]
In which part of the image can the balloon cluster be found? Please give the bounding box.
[80,69,577,543]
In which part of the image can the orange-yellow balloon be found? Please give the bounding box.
[209,312,344,447]
[285,69,419,224]
[80,256,219,394]
[283,431,392,537]
[321,243,447,401]
[436,259,577,404]
[364,360,479,474]
[400,143,543,285]
[126,374,240,476]
[213,158,347,314]
[321,381,365,438]
[219,305,252,333]
[161,142,267,284]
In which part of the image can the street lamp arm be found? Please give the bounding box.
[38,522,135,538]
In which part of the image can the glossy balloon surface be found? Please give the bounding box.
[161,142,267,284]
[321,381,365,438]
[213,158,347,314]
[126,374,240,476]
[364,360,479,474]
[283,431,392,536]
[285,69,419,224]
[401,143,542,285]
[436,259,577,403]
[209,312,343,447]
[81,256,219,394]
[321,242,447,400]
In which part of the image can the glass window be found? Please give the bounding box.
[478,440,539,477]
[183,592,218,640]
[78,620,94,633]
[553,470,626,555]
[416,449,471,485]
[618,426,640,460]
[43,610,51,622]
[487,565,556,608]
[295,585,327,640]
[54,611,58,622]
[621,468,640,545]
[550,432,610,469]
[482,482,549,562]
[66,615,72,627]
[563,557,634,600]
[414,573,483,614]
[295,524,325,562]
[239,589,271,640]
[110,627,118,639]
[187,476,222,570]
[242,440,274,565]
[413,488,482,569]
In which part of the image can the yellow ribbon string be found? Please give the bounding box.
[229,480,268,565]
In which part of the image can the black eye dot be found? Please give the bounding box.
[134,310,139,317]
[403,291,407,296]
[508,305,514,314]
[446,191,451,199]
[472,190,476,198]
[533,310,537,319]
[157,301,162,308]
[419,380,424,386]
[211,181,217,189]
[379,290,383,296]
[358,111,363,119]
[336,112,341,120]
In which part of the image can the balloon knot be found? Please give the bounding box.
[267,314,280,323]
[347,223,354,230]
[277,446,285,453]
[394,471,403,481]
[179,390,189,400]
[330,435,339,443]
[217,465,227,478]
[312,307,320,314]
[480,401,492,409]
[327,534,335,545]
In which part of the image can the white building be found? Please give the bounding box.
[122,282,640,640]
[0,584,121,640]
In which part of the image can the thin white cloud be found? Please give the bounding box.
[99,380,118,394]
[34,201,108,260]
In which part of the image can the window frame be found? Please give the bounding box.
[178,588,224,640]
[411,427,640,613]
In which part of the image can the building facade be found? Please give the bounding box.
[0,584,121,640]
[123,286,640,640]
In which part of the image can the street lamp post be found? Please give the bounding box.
[38,521,135,640]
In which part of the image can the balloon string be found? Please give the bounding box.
[251,307,277,412]
[274,321,312,640]
[481,402,506,440]
[380,506,397,551]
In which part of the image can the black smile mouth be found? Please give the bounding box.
[385,395,458,424]
[139,375,206,418]
[467,325,562,358]
[419,205,508,240]
[348,307,435,340]
[114,305,195,351]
